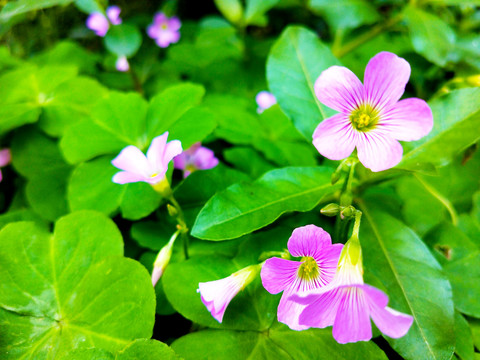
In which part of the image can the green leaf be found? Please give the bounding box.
[214,0,244,25]
[424,222,480,318]
[360,206,455,360]
[224,147,276,178]
[266,26,339,139]
[0,211,156,358]
[116,339,177,360]
[172,324,388,360]
[104,24,142,57]
[455,312,474,360]
[308,0,380,31]
[191,166,338,240]
[398,88,480,170]
[244,0,279,26]
[403,6,456,67]
[0,0,73,22]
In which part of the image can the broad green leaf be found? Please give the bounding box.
[60,92,148,163]
[308,0,380,31]
[131,220,175,251]
[68,156,162,220]
[74,0,105,14]
[398,88,480,170]
[0,0,73,22]
[244,0,279,26]
[360,206,455,360]
[172,324,387,360]
[455,312,474,360]
[0,211,156,358]
[116,339,177,360]
[425,222,480,318]
[11,128,71,220]
[104,24,142,57]
[214,0,243,25]
[191,166,338,240]
[0,208,46,230]
[403,6,456,67]
[224,147,276,178]
[163,255,278,330]
[267,26,339,139]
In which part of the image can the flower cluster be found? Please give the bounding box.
[147,13,181,48]
[86,6,122,37]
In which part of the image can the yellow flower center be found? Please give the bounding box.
[350,105,379,131]
[298,256,319,281]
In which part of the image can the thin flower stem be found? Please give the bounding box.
[334,159,358,242]
[333,14,403,58]
[351,210,362,241]
[413,174,458,226]
[167,194,190,259]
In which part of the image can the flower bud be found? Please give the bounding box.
[320,203,341,217]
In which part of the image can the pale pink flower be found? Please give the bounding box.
[147,13,181,48]
[260,225,343,330]
[198,264,261,323]
[256,91,277,113]
[313,52,433,172]
[115,56,129,72]
[111,132,182,185]
[292,238,414,343]
[0,149,11,183]
[173,143,218,178]
[86,5,122,37]
[151,231,179,286]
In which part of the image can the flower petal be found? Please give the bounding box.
[86,13,109,37]
[112,145,151,177]
[364,52,411,111]
[112,171,147,185]
[312,243,343,286]
[356,131,403,172]
[312,114,357,161]
[277,289,310,330]
[147,132,169,171]
[0,149,11,167]
[106,5,122,25]
[197,276,240,323]
[256,91,277,111]
[379,98,433,141]
[287,225,333,258]
[168,16,182,31]
[332,287,372,344]
[363,285,414,339]
[163,139,183,166]
[193,147,219,170]
[295,289,341,329]
[261,257,300,294]
[314,66,364,113]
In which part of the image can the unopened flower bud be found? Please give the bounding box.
[151,231,179,286]
[321,203,341,217]
[340,205,356,219]
[167,204,178,217]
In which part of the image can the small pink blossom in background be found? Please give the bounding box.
[0,149,11,183]
[198,264,260,323]
[86,5,122,37]
[256,91,277,113]
[291,238,414,343]
[111,131,182,185]
[261,225,343,330]
[173,143,218,178]
[147,13,181,48]
[115,56,129,72]
[313,52,433,172]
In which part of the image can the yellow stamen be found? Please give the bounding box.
[298,256,319,281]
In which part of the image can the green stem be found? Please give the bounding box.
[167,194,189,259]
[333,14,403,58]
[413,174,458,226]
[351,210,362,240]
[334,160,357,242]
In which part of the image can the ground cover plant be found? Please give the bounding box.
[0,0,480,359]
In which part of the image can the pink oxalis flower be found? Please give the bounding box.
[115,56,129,72]
[147,13,181,48]
[256,91,277,113]
[173,143,219,178]
[0,149,11,182]
[111,131,182,186]
[292,237,414,343]
[198,264,260,323]
[261,225,343,330]
[313,52,433,172]
[86,5,122,37]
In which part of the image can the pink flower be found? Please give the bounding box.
[0,149,11,183]
[198,264,261,323]
[313,52,433,172]
[86,5,122,37]
[256,91,277,113]
[147,13,181,48]
[111,132,182,186]
[173,143,219,178]
[292,238,414,343]
[260,225,343,330]
[115,56,129,72]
